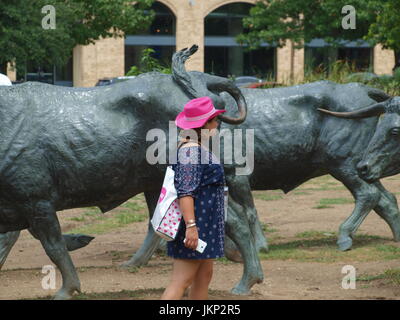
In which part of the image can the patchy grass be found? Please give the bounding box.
[116,211,146,224]
[261,222,278,234]
[68,206,108,222]
[358,268,400,286]
[69,216,86,222]
[252,176,348,200]
[121,196,147,211]
[69,211,146,235]
[295,175,347,192]
[313,198,354,209]
[127,266,141,274]
[253,192,283,201]
[216,257,235,265]
[296,231,335,238]
[259,231,397,263]
[297,185,347,192]
[68,195,148,235]
[292,191,311,196]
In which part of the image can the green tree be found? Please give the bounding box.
[236,0,373,50]
[367,0,400,71]
[0,0,155,72]
[236,0,400,73]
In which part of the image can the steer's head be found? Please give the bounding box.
[318,96,400,183]
[172,45,247,126]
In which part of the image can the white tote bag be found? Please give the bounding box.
[151,166,182,241]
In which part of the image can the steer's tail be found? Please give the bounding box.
[172,45,199,99]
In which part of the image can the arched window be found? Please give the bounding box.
[125,2,176,74]
[205,3,276,80]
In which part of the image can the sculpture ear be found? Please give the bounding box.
[367,88,392,103]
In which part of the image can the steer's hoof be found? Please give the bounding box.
[119,259,140,269]
[231,276,263,295]
[53,289,74,300]
[64,234,95,251]
[337,237,353,251]
[231,285,251,296]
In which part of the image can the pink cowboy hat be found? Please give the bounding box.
[175,96,226,130]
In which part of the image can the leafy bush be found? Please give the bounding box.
[262,60,400,96]
[126,48,171,76]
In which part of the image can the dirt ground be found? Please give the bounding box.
[1,174,400,300]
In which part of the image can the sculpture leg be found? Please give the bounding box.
[248,202,269,253]
[120,190,162,268]
[373,181,400,241]
[224,233,243,262]
[225,196,264,294]
[228,174,268,254]
[225,174,264,294]
[332,171,381,251]
[26,200,81,300]
[0,231,20,270]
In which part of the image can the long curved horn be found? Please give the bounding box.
[207,80,247,125]
[317,102,387,119]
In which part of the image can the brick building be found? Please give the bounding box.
[6,0,396,87]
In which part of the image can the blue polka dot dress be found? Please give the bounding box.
[167,145,225,260]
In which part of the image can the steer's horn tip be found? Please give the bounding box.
[189,44,198,53]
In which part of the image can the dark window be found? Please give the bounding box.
[125,1,176,74]
[139,2,175,35]
[55,57,73,86]
[204,3,276,80]
[205,3,251,36]
[0,63,6,75]
[205,46,275,79]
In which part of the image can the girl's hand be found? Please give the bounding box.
[184,226,198,250]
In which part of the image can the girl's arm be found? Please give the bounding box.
[179,196,198,250]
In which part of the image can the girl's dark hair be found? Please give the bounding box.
[177,116,217,148]
[177,127,202,148]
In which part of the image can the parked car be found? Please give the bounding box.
[95,76,137,86]
[233,76,280,89]
[11,80,25,85]
[234,76,263,88]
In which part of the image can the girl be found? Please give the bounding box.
[161,96,226,300]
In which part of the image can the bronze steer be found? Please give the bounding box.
[0,46,247,299]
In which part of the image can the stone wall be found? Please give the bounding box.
[374,44,395,76]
